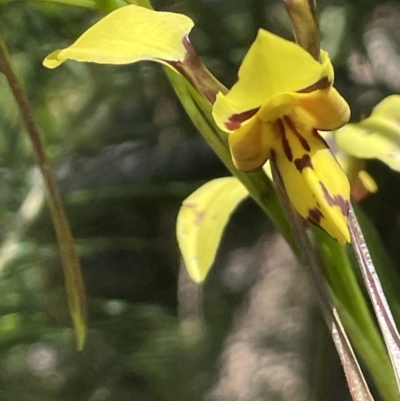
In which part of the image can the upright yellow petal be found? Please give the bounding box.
[43,5,194,68]
[212,30,333,131]
[273,120,350,243]
[295,88,350,131]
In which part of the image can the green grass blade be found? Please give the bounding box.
[349,206,400,393]
[0,36,87,350]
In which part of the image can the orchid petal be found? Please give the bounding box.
[371,94,400,120]
[334,95,400,171]
[358,170,378,193]
[335,121,400,171]
[228,116,274,171]
[212,30,333,131]
[273,122,350,244]
[177,178,249,283]
[295,88,350,131]
[258,93,299,124]
[43,5,194,69]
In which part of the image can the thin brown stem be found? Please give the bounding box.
[0,35,86,349]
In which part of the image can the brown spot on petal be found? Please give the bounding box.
[225,107,260,130]
[313,129,330,147]
[297,77,331,93]
[307,208,324,225]
[294,154,313,172]
[276,119,293,162]
[320,182,349,216]
[285,117,310,151]
[183,202,205,226]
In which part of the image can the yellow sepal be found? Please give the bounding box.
[43,5,194,69]
[177,178,249,283]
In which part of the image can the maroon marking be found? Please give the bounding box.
[276,119,293,162]
[294,154,313,172]
[183,202,205,226]
[225,107,260,130]
[297,77,331,93]
[320,182,349,216]
[315,129,340,154]
[307,208,324,225]
[168,37,228,104]
[284,116,310,151]
[313,129,329,145]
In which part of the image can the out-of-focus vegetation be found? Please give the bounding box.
[1,0,400,400]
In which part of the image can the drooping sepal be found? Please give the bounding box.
[43,5,225,103]
[43,5,194,68]
[177,178,248,283]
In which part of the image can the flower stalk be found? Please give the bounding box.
[283,0,320,60]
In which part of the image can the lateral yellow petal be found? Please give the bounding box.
[212,30,333,131]
[228,116,274,171]
[177,178,249,283]
[43,5,194,69]
[295,87,350,131]
[273,122,350,243]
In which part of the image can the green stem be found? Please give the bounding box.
[315,229,399,401]
[0,35,86,350]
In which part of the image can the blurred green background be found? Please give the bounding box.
[0,0,400,400]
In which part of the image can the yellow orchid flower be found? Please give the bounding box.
[212,30,351,243]
[43,5,351,243]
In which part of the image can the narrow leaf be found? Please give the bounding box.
[0,37,86,349]
[314,228,398,401]
[349,206,400,392]
[177,178,248,283]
